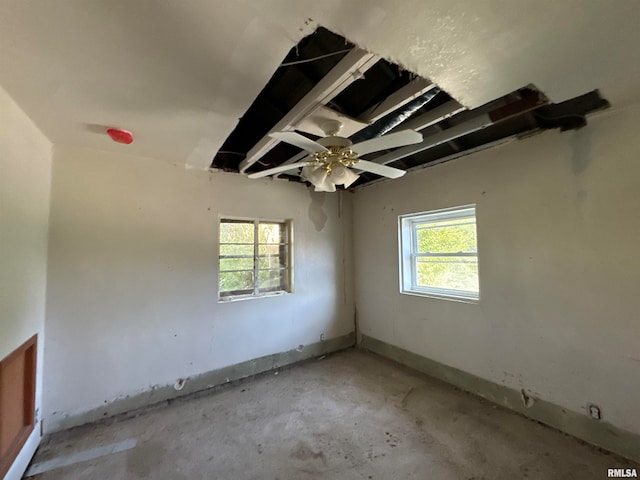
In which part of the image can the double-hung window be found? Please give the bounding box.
[399,205,479,301]
[218,218,292,300]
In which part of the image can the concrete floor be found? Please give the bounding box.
[29,349,636,479]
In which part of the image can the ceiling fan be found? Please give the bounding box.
[247,120,423,192]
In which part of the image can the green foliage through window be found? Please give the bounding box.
[400,206,479,301]
[219,219,291,298]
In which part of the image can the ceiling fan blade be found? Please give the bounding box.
[247,161,311,179]
[350,129,423,156]
[355,160,407,179]
[269,131,329,153]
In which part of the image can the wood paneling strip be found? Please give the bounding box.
[0,335,37,479]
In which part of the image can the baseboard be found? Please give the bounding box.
[47,332,355,433]
[360,334,640,464]
[4,425,40,480]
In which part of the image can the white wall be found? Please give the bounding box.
[43,145,354,432]
[353,103,640,437]
[0,85,52,480]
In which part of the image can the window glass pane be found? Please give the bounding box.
[416,257,479,292]
[220,257,253,271]
[258,269,285,290]
[220,244,253,256]
[219,218,291,299]
[219,270,254,293]
[420,216,472,227]
[258,223,283,244]
[416,221,477,254]
[258,254,285,269]
[220,221,254,244]
[258,244,281,256]
[400,206,478,300]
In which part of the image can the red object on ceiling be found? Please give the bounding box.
[106,128,134,144]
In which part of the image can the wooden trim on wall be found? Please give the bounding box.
[0,334,37,479]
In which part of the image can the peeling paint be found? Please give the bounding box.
[570,127,593,175]
[47,333,355,433]
[520,389,535,408]
[307,189,328,232]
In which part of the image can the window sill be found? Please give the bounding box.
[400,289,479,304]
[218,291,290,303]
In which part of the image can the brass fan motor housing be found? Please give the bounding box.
[312,146,359,174]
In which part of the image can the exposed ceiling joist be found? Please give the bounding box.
[391,100,466,133]
[352,136,519,190]
[372,115,492,166]
[371,92,545,166]
[220,27,610,189]
[359,78,436,124]
[275,86,459,176]
[239,48,379,173]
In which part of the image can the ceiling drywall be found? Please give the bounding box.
[210,26,609,189]
[1,1,639,169]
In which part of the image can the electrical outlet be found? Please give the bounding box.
[588,403,602,420]
[320,333,326,342]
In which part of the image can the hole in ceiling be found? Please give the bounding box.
[211,26,610,189]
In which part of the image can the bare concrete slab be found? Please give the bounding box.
[29,350,637,479]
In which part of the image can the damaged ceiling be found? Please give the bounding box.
[213,27,610,189]
[0,1,638,172]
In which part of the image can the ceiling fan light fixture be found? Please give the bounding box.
[314,179,337,192]
[330,164,359,187]
[250,124,418,187]
[307,165,328,185]
[303,165,337,192]
[300,165,317,180]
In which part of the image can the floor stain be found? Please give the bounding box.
[31,350,638,479]
[290,441,327,463]
[401,386,415,408]
[126,440,165,478]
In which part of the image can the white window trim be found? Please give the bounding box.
[398,205,479,303]
[218,216,294,302]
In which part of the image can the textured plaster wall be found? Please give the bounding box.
[353,103,640,437]
[0,85,52,480]
[43,145,354,432]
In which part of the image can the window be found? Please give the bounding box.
[219,218,292,300]
[399,205,479,301]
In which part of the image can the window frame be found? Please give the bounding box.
[398,204,479,303]
[218,217,293,302]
